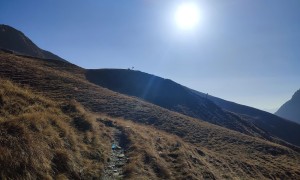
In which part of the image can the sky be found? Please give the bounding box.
[1,0,300,112]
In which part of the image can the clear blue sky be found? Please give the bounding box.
[1,0,299,112]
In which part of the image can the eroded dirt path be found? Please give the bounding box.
[101,127,128,180]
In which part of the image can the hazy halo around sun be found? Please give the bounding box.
[174,2,201,30]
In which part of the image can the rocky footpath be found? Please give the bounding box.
[101,128,128,180]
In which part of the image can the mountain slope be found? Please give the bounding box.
[1,52,300,179]
[0,24,65,61]
[191,90,300,147]
[276,89,300,124]
[85,69,300,147]
[86,69,269,138]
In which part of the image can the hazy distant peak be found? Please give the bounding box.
[292,89,300,100]
[275,89,300,124]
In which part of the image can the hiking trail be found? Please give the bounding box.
[101,127,128,180]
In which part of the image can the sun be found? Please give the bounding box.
[174,2,201,30]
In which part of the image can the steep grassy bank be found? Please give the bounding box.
[0,79,111,179]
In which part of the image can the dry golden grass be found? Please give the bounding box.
[96,118,300,179]
[0,52,300,179]
[0,79,112,179]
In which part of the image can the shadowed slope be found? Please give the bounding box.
[0,25,66,61]
[191,90,300,147]
[85,69,267,137]
[85,69,300,147]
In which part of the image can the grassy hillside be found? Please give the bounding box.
[0,78,113,179]
[1,52,300,179]
[108,119,300,179]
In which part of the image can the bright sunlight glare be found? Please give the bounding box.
[174,2,201,30]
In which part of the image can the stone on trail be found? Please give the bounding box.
[118,154,125,158]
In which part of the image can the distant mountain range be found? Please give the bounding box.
[0,24,66,61]
[276,89,300,124]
